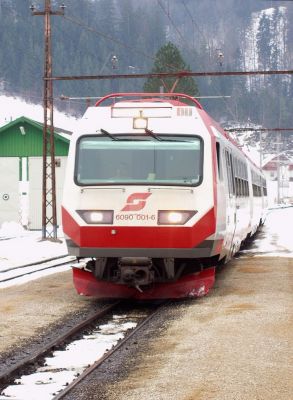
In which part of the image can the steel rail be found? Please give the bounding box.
[52,301,169,400]
[0,255,75,274]
[0,302,121,387]
[0,258,74,284]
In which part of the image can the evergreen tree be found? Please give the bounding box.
[143,42,199,96]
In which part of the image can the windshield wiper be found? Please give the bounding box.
[100,128,119,140]
[100,128,192,143]
[144,129,191,142]
[100,129,144,141]
[145,128,162,141]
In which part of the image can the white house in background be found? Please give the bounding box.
[262,154,293,204]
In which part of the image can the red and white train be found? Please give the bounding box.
[62,92,267,299]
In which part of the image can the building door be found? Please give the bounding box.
[0,157,20,226]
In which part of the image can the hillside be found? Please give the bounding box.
[0,0,292,154]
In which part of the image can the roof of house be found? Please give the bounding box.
[262,154,293,170]
[0,116,72,143]
[0,116,71,157]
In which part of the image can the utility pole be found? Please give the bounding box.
[259,130,262,171]
[31,1,65,240]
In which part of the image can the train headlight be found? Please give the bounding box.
[77,210,114,224]
[157,210,197,225]
[133,111,148,129]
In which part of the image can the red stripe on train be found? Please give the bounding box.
[62,207,216,249]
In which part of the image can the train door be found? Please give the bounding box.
[223,149,237,259]
[233,156,247,248]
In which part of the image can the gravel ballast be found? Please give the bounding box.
[1,256,292,400]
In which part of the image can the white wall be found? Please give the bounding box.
[267,180,293,206]
[28,157,67,230]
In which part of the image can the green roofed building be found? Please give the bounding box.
[0,116,71,230]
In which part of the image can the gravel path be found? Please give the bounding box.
[101,256,293,400]
[0,271,103,356]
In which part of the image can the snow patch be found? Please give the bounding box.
[0,94,79,131]
[0,221,26,238]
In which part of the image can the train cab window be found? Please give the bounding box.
[75,134,203,186]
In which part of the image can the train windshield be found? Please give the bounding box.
[75,135,203,186]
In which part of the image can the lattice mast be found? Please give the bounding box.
[31,1,65,239]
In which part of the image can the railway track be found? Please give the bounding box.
[0,300,167,400]
[0,255,76,288]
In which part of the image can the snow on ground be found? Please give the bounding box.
[0,223,67,272]
[0,206,292,275]
[240,206,293,257]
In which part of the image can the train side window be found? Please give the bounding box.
[245,180,249,196]
[230,154,235,195]
[240,179,243,197]
[235,177,238,197]
[235,159,241,196]
[240,179,244,197]
[216,142,222,181]
[225,150,235,197]
[225,150,231,196]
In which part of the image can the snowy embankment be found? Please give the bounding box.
[0,222,67,272]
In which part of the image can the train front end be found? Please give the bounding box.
[62,93,218,299]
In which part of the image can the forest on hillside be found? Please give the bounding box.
[0,0,292,140]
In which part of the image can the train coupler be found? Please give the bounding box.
[118,257,154,287]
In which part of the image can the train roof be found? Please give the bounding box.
[76,92,264,175]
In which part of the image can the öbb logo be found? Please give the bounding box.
[121,193,152,212]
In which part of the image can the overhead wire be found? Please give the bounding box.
[181,0,292,134]
[181,0,213,66]
[22,1,290,131]
[62,14,180,72]
[157,0,187,47]
[61,2,277,130]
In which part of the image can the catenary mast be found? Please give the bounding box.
[31,1,65,240]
